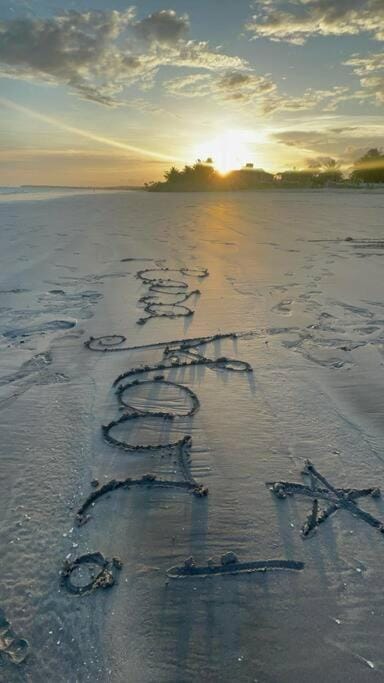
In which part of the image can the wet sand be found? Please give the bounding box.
[1,188,384,681]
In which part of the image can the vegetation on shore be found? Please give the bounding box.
[146,148,384,192]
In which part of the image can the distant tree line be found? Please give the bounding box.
[146,148,384,192]
[350,148,384,184]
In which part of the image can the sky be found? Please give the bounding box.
[0,0,383,185]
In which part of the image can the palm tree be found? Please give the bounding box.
[164,166,180,182]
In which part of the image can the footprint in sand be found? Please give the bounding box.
[3,319,76,340]
[0,608,29,665]
[272,299,293,315]
[354,325,381,336]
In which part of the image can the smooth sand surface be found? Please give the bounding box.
[1,188,384,681]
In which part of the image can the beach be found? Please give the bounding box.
[1,187,384,682]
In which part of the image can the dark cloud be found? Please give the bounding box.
[0,10,137,105]
[133,9,189,45]
[0,8,244,105]
[217,72,253,88]
[329,127,358,133]
[216,70,276,101]
[273,130,331,148]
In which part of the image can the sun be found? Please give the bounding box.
[193,129,251,174]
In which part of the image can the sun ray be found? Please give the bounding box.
[0,98,182,163]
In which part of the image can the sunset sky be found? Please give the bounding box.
[1,0,383,186]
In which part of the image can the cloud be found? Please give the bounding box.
[1,6,379,117]
[0,9,245,106]
[133,9,189,45]
[216,70,276,100]
[329,127,359,133]
[263,86,356,114]
[141,41,244,76]
[169,74,359,113]
[246,0,384,44]
[218,71,254,89]
[164,73,212,97]
[344,52,384,103]
[165,67,364,114]
[360,76,384,103]
[272,125,384,164]
[273,129,335,149]
[164,68,277,106]
[0,10,138,105]
[344,52,384,76]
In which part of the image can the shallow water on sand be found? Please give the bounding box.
[1,189,384,682]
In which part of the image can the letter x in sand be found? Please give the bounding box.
[266,460,384,539]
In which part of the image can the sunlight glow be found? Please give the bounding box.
[193,129,254,174]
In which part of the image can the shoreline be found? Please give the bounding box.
[147,184,384,193]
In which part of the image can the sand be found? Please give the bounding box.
[0,187,384,682]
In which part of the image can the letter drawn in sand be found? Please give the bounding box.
[76,331,252,526]
[167,553,304,579]
[61,553,123,595]
[267,459,383,538]
[71,326,302,591]
[84,331,253,516]
[135,266,209,324]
